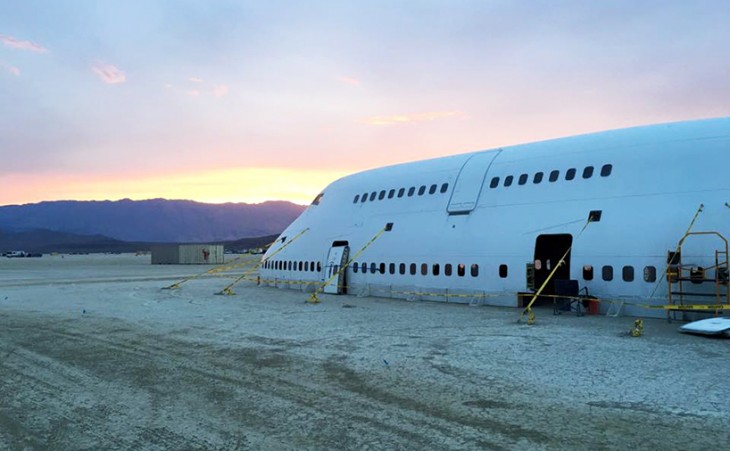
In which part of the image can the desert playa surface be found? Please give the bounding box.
[0,254,728,450]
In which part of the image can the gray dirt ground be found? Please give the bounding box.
[0,254,728,450]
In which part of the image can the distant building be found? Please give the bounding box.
[151,244,224,265]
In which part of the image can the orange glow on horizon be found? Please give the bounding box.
[0,167,351,206]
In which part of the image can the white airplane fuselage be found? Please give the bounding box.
[260,118,730,315]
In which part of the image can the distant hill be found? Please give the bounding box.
[0,199,305,243]
[0,228,280,254]
[0,228,137,254]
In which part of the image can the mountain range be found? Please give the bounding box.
[0,199,305,252]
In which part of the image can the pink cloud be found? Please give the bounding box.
[338,76,360,86]
[0,34,48,53]
[362,111,466,126]
[0,61,20,76]
[213,84,229,97]
[91,63,126,84]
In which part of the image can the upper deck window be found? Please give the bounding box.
[369,192,377,201]
[533,172,544,184]
[388,189,395,199]
[311,193,324,205]
[397,188,405,198]
[549,170,559,182]
[408,187,416,197]
[566,168,576,181]
[490,177,500,188]
[583,166,594,179]
[378,190,386,200]
[353,194,359,203]
[518,174,528,185]
[504,175,513,187]
[600,164,613,177]
[418,185,426,195]
[361,192,368,203]
[440,183,449,193]
[429,184,437,194]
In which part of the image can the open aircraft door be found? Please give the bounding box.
[322,242,350,294]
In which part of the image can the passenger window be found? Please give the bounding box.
[566,168,576,181]
[644,266,656,282]
[410,263,417,275]
[602,265,613,281]
[471,264,479,277]
[490,177,500,188]
[379,262,385,274]
[311,261,315,272]
[361,192,368,203]
[408,187,415,196]
[370,262,377,273]
[458,264,466,277]
[300,261,304,271]
[432,264,440,276]
[369,192,377,201]
[601,164,612,177]
[429,184,437,194]
[399,263,406,274]
[533,172,543,184]
[623,265,634,282]
[421,263,428,275]
[388,189,395,199]
[518,174,528,185]
[317,262,321,272]
[583,166,594,179]
[389,263,395,274]
[440,183,449,193]
[378,190,385,200]
[499,264,508,278]
[304,261,309,271]
[549,170,559,182]
[353,263,358,273]
[504,175,513,187]
[398,188,405,197]
[445,264,452,276]
[353,194,359,203]
[418,185,426,195]
[583,265,594,281]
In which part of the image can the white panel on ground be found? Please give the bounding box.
[447,150,501,214]
[678,317,730,336]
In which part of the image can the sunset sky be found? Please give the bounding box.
[1,1,729,206]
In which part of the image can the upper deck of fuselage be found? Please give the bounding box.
[307,117,730,215]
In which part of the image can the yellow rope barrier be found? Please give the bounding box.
[308,225,390,304]
[162,255,250,290]
[518,217,592,324]
[216,228,309,295]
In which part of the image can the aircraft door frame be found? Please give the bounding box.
[322,242,350,294]
[533,234,573,295]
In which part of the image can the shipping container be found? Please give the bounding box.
[151,244,224,264]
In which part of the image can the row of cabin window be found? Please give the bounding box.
[581,264,657,283]
[489,164,613,189]
[353,261,510,279]
[263,260,322,272]
[353,183,449,204]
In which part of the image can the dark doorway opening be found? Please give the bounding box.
[533,234,573,299]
